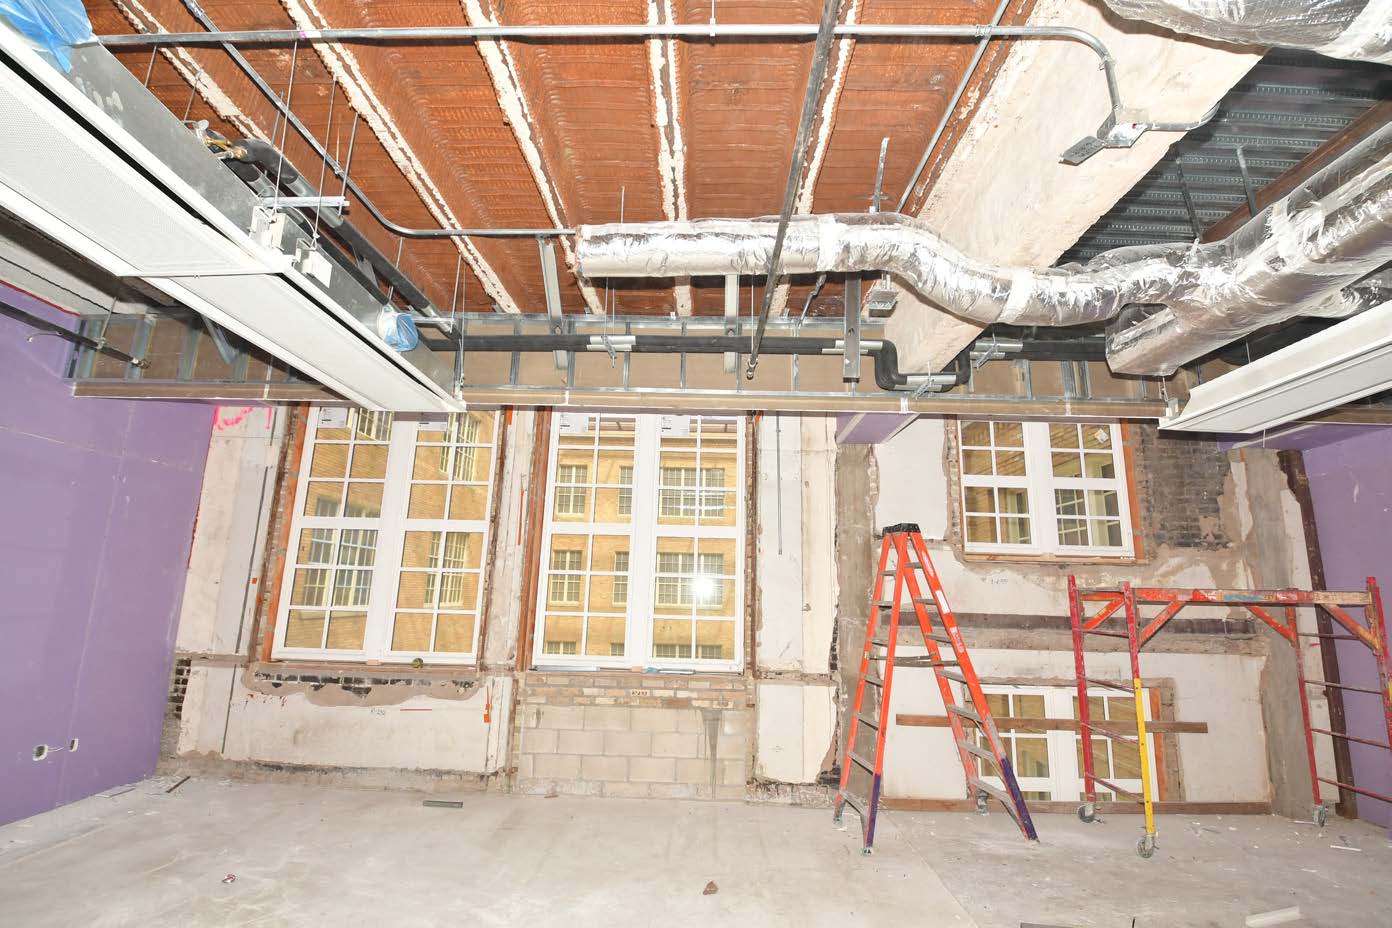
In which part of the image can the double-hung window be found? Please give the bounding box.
[967,684,1156,802]
[958,420,1133,557]
[534,413,744,670]
[273,408,498,664]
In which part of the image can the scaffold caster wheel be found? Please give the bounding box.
[1136,834,1156,859]
[1314,804,1328,828]
[975,789,989,815]
[1077,802,1097,824]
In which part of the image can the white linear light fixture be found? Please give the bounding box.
[1163,300,1392,434]
[0,24,455,411]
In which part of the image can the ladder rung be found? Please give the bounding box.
[1090,775,1142,801]
[869,637,890,647]
[1310,727,1392,751]
[839,791,868,817]
[967,777,1015,811]
[947,704,982,725]
[1298,631,1365,642]
[1082,676,1132,693]
[1305,679,1385,696]
[956,738,998,764]
[937,669,968,684]
[893,656,957,669]
[849,751,876,772]
[855,711,879,729]
[1083,629,1130,639]
[862,673,884,688]
[925,632,952,644]
[879,563,923,576]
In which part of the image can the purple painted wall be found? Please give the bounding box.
[0,287,211,825]
[1303,427,1392,828]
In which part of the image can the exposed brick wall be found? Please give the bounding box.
[1132,424,1231,550]
[167,657,191,719]
[513,672,753,800]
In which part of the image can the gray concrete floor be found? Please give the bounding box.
[0,778,1388,928]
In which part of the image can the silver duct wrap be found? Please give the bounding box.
[577,122,1392,377]
[1101,1,1392,64]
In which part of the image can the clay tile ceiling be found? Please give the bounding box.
[87,0,1033,317]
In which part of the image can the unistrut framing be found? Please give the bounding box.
[1067,577,1392,858]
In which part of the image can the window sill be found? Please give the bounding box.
[959,550,1142,567]
[254,658,481,681]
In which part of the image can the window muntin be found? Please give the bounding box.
[274,409,497,664]
[535,414,743,669]
[958,420,1132,557]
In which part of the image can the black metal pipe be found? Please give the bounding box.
[0,302,144,367]
[454,333,967,393]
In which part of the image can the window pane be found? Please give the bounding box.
[542,614,583,655]
[298,528,335,564]
[653,618,693,658]
[309,444,349,478]
[998,487,1029,515]
[963,449,993,476]
[1084,452,1115,478]
[1016,694,1046,717]
[408,483,447,519]
[392,612,433,651]
[1001,517,1031,545]
[964,485,995,513]
[344,482,382,518]
[1016,736,1050,778]
[966,516,997,544]
[284,610,326,648]
[695,620,736,661]
[993,422,1024,447]
[304,481,341,516]
[1082,425,1112,450]
[1058,519,1088,546]
[1051,452,1082,478]
[960,421,990,446]
[350,444,389,479]
[994,448,1027,476]
[585,616,626,657]
[434,613,476,653]
[1088,489,1120,517]
[290,568,330,606]
[325,611,367,649]
[396,572,435,609]
[1049,423,1079,449]
[1055,488,1085,517]
[412,445,451,481]
[448,485,489,520]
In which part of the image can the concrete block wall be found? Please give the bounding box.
[514,673,752,800]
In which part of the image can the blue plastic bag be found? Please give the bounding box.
[376,308,420,352]
[0,0,94,71]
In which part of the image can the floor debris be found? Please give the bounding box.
[221,874,236,884]
[422,800,464,809]
[703,881,718,895]
[1244,906,1302,927]
[164,776,190,794]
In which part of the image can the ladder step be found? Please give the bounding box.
[862,674,884,688]
[946,703,982,725]
[925,632,952,645]
[956,738,998,764]
[894,656,958,669]
[855,711,879,729]
[870,637,890,647]
[876,597,938,609]
[839,791,868,818]
[1084,629,1130,639]
[936,668,968,684]
[879,563,923,575]
[967,777,1015,811]
[849,751,876,772]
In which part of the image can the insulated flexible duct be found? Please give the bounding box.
[1101,1,1392,64]
[576,122,1392,377]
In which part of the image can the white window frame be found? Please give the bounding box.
[533,413,745,672]
[272,409,498,665]
[970,684,1156,803]
[958,420,1134,558]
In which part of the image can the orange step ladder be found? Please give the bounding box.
[834,523,1039,852]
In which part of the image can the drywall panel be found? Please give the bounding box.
[756,680,836,784]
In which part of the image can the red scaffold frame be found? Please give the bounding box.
[1067,577,1392,857]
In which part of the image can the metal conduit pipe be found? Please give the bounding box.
[577,121,1392,377]
[454,333,968,393]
